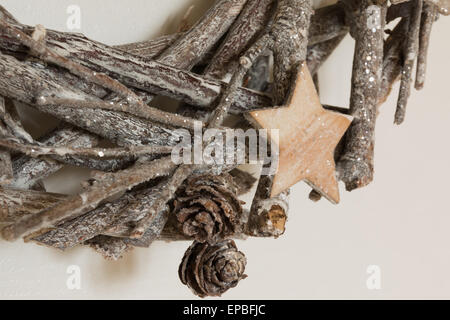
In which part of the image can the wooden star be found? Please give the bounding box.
[248,64,352,204]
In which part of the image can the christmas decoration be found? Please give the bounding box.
[0,0,448,297]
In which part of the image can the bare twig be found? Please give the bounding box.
[247,175,289,238]
[337,0,387,191]
[0,98,13,185]
[0,138,173,159]
[210,34,273,128]
[0,97,33,143]
[247,0,312,226]
[1,154,177,241]
[111,3,350,60]
[0,21,142,102]
[85,235,133,260]
[395,0,423,125]
[30,188,145,249]
[415,2,438,90]
[0,150,13,185]
[7,126,98,190]
[114,33,180,58]
[156,0,248,69]
[204,0,275,79]
[36,96,202,130]
[271,0,314,104]
[0,188,66,224]
[0,52,183,147]
[0,21,203,130]
[379,18,410,106]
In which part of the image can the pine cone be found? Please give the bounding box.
[179,240,247,297]
[173,173,243,242]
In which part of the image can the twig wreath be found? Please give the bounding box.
[0,0,448,297]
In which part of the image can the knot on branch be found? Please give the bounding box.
[173,173,243,243]
[179,239,247,297]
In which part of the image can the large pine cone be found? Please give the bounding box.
[172,173,243,242]
[179,240,247,297]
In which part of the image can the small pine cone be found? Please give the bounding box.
[179,240,247,297]
[173,173,243,242]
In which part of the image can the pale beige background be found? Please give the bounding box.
[0,0,449,299]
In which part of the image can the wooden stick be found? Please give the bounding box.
[177,0,275,121]
[337,0,387,191]
[156,0,248,70]
[395,0,423,125]
[122,0,248,106]
[114,33,180,58]
[0,188,66,224]
[0,124,13,185]
[247,0,312,226]
[0,52,182,147]
[204,0,275,79]
[32,165,252,249]
[271,0,314,104]
[415,2,438,90]
[3,185,284,249]
[0,138,173,159]
[84,235,133,260]
[0,98,13,185]
[30,188,143,248]
[109,3,350,60]
[7,126,99,190]
[379,18,410,106]
[36,97,202,130]
[0,21,202,130]
[0,10,406,117]
[0,150,12,185]
[211,35,273,128]
[308,19,410,202]
[0,21,144,104]
[247,175,289,237]
[0,34,271,113]
[387,2,411,22]
[391,0,449,16]
[52,155,133,172]
[1,155,178,241]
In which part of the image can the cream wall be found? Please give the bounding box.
[0,0,449,299]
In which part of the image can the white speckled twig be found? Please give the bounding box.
[337,0,387,191]
[1,155,178,241]
[0,52,182,147]
[0,97,33,143]
[0,138,173,159]
[36,96,202,130]
[204,0,275,80]
[0,188,66,224]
